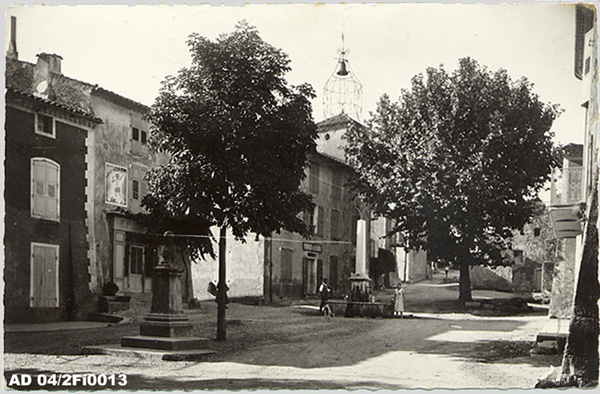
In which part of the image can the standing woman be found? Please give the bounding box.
[394,283,405,318]
[319,278,330,312]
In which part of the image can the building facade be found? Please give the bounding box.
[264,151,361,300]
[555,4,600,386]
[4,49,175,320]
[5,54,101,322]
[316,113,428,286]
[88,87,170,303]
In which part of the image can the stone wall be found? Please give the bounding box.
[549,238,577,318]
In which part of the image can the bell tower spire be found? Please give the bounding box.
[323,32,363,121]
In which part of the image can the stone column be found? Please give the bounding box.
[350,215,371,302]
[355,219,367,276]
[121,231,208,351]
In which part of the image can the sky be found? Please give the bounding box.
[5,3,587,144]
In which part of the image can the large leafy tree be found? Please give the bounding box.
[144,21,317,340]
[345,58,560,305]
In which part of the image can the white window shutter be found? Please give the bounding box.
[46,163,59,220]
[32,161,46,217]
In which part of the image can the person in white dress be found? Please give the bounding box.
[394,283,405,318]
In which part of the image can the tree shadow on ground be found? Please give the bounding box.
[3,368,402,391]
[4,301,555,373]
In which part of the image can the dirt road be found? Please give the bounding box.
[4,299,558,390]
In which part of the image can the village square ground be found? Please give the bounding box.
[3,272,561,391]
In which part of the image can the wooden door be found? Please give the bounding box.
[113,231,125,292]
[316,259,323,289]
[30,243,59,307]
[128,245,144,292]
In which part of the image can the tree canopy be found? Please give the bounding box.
[142,22,318,339]
[143,21,318,256]
[345,57,560,303]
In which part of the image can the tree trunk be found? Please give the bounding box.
[217,226,227,341]
[458,260,473,306]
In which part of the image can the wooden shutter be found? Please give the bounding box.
[317,259,323,287]
[46,162,59,220]
[309,163,319,193]
[302,258,308,295]
[31,159,59,221]
[317,206,325,237]
[331,210,341,240]
[31,244,58,307]
[31,161,46,217]
[44,245,59,307]
[329,256,338,290]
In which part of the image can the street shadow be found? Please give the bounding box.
[201,315,557,370]
[3,368,403,391]
[4,368,126,391]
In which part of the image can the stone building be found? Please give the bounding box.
[504,205,559,294]
[264,149,361,300]
[87,86,171,305]
[317,113,428,286]
[3,21,185,319]
[553,4,600,386]
[548,144,584,317]
[4,54,101,323]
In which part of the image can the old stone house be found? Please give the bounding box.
[4,49,173,320]
[4,54,102,323]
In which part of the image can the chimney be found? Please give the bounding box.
[7,16,18,59]
[37,53,62,75]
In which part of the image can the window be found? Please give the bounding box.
[36,113,54,138]
[129,245,145,275]
[304,208,316,235]
[132,180,139,200]
[316,206,325,237]
[132,127,140,141]
[31,158,60,221]
[30,243,59,307]
[309,163,319,193]
[130,165,149,212]
[281,248,293,281]
[534,227,541,237]
[331,209,341,240]
[331,171,343,200]
[141,130,148,144]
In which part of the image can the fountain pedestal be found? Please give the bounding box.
[121,262,209,351]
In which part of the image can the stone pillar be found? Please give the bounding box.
[350,218,371,302]
[138,263,193,337]
[356,219,367,276]
[121,231,209,351]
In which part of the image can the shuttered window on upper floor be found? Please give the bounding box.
[31,158,60,221]
[309,163,320,194]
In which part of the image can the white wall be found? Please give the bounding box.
[191,227,264,300]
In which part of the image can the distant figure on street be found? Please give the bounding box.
[394,283,405,317]
[445,265,449,279]
[319,278,331,312]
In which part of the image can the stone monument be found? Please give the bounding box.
[120,231,210,351]
[349,196,372,302]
